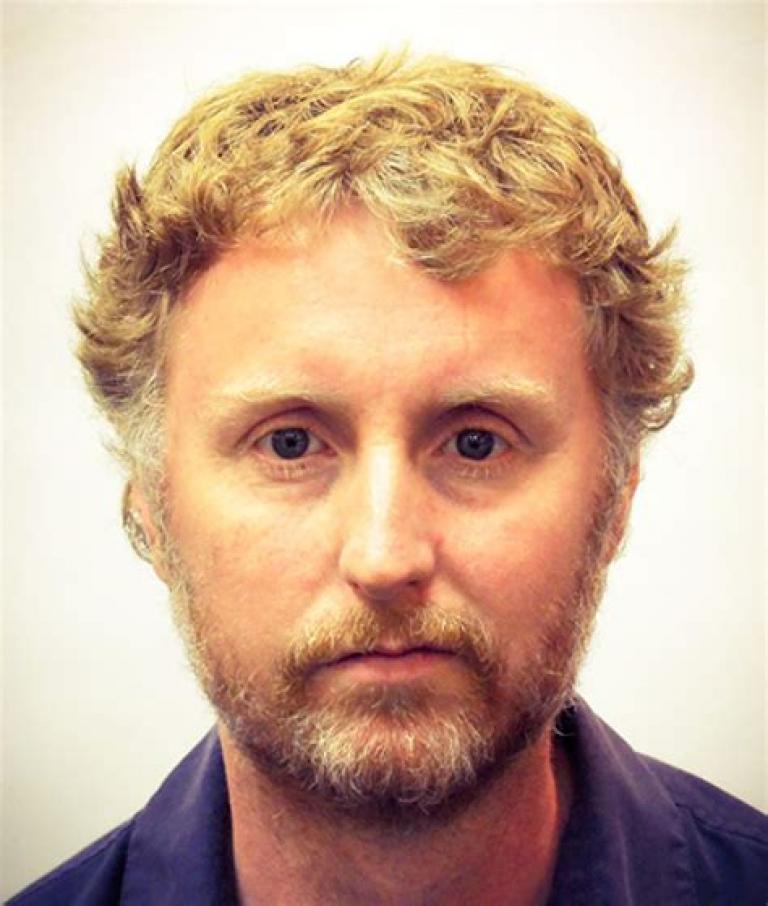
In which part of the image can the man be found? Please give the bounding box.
[11,53,766,905]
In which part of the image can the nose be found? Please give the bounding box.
[337,446,436,603]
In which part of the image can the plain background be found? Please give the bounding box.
[2,0,765,897]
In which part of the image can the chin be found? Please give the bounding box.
[218,675,568,833]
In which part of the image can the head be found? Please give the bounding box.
[77,53,692,827]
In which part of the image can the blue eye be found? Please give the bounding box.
[250,426,329,480]
[269,428,312,459]
[453,429,507,461]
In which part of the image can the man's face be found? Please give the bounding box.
[152,209,622,825]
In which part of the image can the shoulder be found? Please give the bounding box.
[6,729,233,906]
[7,819,134,906]
[644,754,768,902]
[555,700,768,905]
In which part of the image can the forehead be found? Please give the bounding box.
[165,209,594,418]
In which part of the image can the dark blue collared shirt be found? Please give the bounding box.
[8,700,768,905]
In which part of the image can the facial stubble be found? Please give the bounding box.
[161,487,615,831]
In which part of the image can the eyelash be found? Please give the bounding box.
[248,424,521,483]
[250,427,328,481]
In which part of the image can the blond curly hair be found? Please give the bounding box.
[76,52,692,509]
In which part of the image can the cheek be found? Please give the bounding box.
[171,496,337,637]
[438,488,596,627]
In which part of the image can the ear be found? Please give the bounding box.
[602,463,640,565]
[123,481,169,583]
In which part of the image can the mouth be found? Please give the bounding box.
[317,644,460,685]
[333,643,454,664]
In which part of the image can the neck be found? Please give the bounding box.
[220,724,572,906]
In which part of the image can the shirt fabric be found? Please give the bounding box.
[9,699,768,905]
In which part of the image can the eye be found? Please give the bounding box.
[448,428,509,461]
[255,427,325,460]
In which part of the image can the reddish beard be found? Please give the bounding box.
[158,471,617,829]
[166,536,607,830]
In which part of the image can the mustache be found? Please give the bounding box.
[277,606,503,689]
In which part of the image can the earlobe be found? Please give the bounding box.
[123,482,168,582]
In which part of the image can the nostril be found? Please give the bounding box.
[348,578,430,607]
[340,547,436,602]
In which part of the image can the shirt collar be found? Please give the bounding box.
[120,700,696,905]
[121,730,237,906]
[550,698,696,905]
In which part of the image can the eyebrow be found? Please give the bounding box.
[204,381,351,426]
[439,378,570,444]
[440,378,563,414]
[203,375,569,445]
[208,374,561,411]
[205,380,343,416]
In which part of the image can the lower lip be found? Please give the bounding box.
[326,650,457,682]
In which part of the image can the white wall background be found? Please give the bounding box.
[2,0,765,897]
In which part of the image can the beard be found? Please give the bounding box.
[160,485,616,832]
